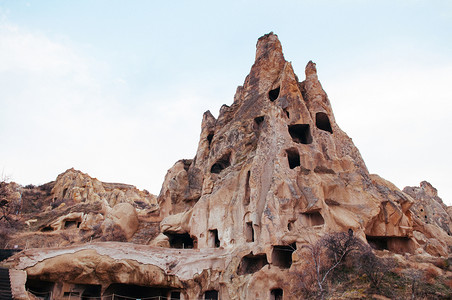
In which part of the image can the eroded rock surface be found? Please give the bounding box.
[3,32,452,300]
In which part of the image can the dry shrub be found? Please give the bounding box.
[424,266,440,284]
[356,247,394,290]
[0,227,11,248]
[433,258,448,270]
[445,278,452,289]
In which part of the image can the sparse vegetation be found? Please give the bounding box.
[292,232,452,299]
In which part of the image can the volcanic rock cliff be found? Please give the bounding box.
[2,33,452,300]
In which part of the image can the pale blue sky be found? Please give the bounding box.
[1,1,451,204]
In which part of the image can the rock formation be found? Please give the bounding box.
[2,32,452,300]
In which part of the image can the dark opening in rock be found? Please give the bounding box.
[237,253,268,275]
[103,283,171,299]
[288,220,295,231]
[254,116,264,127]
[366,236,414,254]
[286,148,300,169]
[64,220,81,229]
[269,87,280,101]
[300,211,324,226]
[164,232,195,249]
[245,222,254,242]
[244,171,251,206]
[316,112,333,133]
[271,243,296,269]
[270,288,283,300]
[41,226,53,232]
[170,291,181,299]
[81,285,102,300]
[209,229,220,248]
[210,152,231,174]
[62,187,68,198]
[288,124,312,144]
[207,132,214,149]
[26,278,55,299]
[285,110,290,118]
[366,236,388,250]
[204,290,219,300]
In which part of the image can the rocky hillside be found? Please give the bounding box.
[1,32,452,300]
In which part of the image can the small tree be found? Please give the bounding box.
[356,247,394,291]
[302,231,364,300]
[0,180,12,223]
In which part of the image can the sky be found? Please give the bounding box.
[0,1,451,204]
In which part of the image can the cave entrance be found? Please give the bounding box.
[164,232,195,249]
[40,225,53,232]
[237,253,268,275]
[170,291,181,299]
[209,229,220,248]
[204,290,219,300]
[26,278,54,300]
[270,288,283,300]
[316,112,333,133]
[285,148,300,169]
[366,236,388,251]
[81,284,101,300]
[272,243,296,269]
[288,124,312,144]
[245,222,254,242]
[366,236,414,254]
[300,211,324,227]
[211,152,231,174]
[269,87,280,101]
[103,283,172,300]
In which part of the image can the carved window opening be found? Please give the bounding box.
[204,290,219,300]
[270,288,283,300]
[209,229,220,248]
[316,112,333,133]
[269,87,280,101]
[207,132,214,149]
[237,253,268,275]
[170,291,181,299]
[285,148,300,169]
[164,232,195,249]
[210,152,231,174]
[64,219,81,229]
[103,283,173,299]
[245,222,254,242]
[254,116,264,129]
[272,243,296,269]
[300,211,324,227]
[244,171,251,206]
[288,124,312,144]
